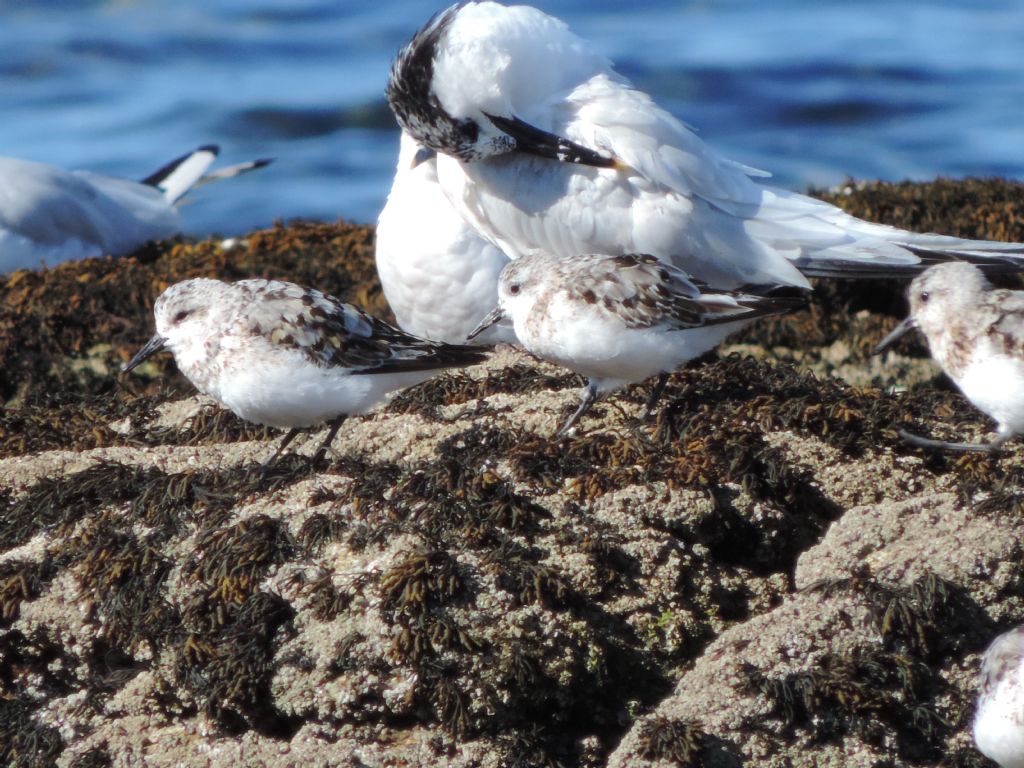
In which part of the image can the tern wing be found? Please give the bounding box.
[565,76,1024,280]
[567,75,766,210]
[0,156,179,257]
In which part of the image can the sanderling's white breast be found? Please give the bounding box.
[874,262,1024,452]
[387,2,1024,293]
[123,277,489,461]
[376,132,514,345]
[974,626,1024,768]
[0,147,270,273]
[469,251,804,436]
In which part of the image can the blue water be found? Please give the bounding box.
[1,1,1022,237]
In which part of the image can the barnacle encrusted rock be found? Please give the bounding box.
[2,179,1024,768]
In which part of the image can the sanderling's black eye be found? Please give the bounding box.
[172,310,191,324]
[508,283,521,296]
[918,291,930,303]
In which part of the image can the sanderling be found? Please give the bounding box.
[122,277,489,461]
[0,146,271,273]
[469,252,805,435]
[874,262,1024,452]
[974,626,1024,768]
[387,2,1024,292]
[376,131,514,345]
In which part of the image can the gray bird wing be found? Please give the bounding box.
[237,280,488,374]
[565,253,805,330]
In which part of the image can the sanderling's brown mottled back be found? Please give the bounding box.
[123,277,488,461]
[974,626,1024,767]
[875,262,1024,452]
[469,251,804,436]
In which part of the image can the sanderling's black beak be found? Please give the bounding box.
[122,334,168,373]
[483,113,623,169]
[410,146,436,169]
[467,307,506,341]
[873,316,919,355]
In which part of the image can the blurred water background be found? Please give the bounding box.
[1,0,1021,237]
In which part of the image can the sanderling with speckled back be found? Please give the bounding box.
[123,277,489,461]
[469,251,804,436]
[974,626,1024,768]
[874,262,1024,452]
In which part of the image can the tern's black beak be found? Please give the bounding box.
[484,113,622,169]
[411,145,436,169]
[467,306,506,341]
[873,316,919,355]
[122,334,168,373]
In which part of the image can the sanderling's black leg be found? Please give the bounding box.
[263,427,302,466]
[556,381,599,438]
[642,373,670,419]
[313,415,347,463]
[898,428,1004,454]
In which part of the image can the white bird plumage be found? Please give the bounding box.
[469,251,804,435]
[874,262,1024,452]
[0,146,271,273]
[974,626,1024,768]
[376,132,515,344]
[387,1,1024,293]
[122,277,488,461]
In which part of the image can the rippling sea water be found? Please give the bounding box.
[1,0,1021,237]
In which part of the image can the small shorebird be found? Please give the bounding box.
[974,625,1024,768]
[470,251,804,436]
[123,277,489,461]
[874,262,1024,452]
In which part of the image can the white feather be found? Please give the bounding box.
[395,1,1024,291]
[0,148,270,273]
[975,627,1024,768]
[376,132,515,344]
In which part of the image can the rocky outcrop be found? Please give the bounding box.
[2,180,1023,767]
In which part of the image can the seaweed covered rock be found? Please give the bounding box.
[1,181,1023,767]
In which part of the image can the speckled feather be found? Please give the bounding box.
[974,626,1024,768]
[980,628,1024,702]
[387,4,485,162]
[231,279,485,374]
[479,251,805,409]
[128,277,490,431]
[904,264,1024,378]
[934,289,1024,381]
[516,253,804,332]
[986,291,1024,358]
[886,262,1024,444]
